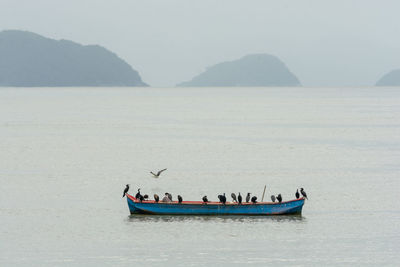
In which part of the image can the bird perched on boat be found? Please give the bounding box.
[162,193,172,202]
[122,184,129,197]
[222,193,226,204]
[154,194,159,202]
[237,193,242,204]
[139,195,145,202]
[246,193,251,203]
[251,196,257,203]
[271,195,276,202]
[150,168,167,178]
[178,195,183,203]
[167,193,173,201]
[202,196,208,203]
[135,188,142,199]
[295,189,300,199]
[276,194,282,203]
[143,194,149,200]
[231,193,237,202]
[300,188,308,199]
[218,193,227,204]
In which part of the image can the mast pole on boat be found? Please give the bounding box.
[261,185,266,202]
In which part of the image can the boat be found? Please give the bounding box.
[126,193,305,215]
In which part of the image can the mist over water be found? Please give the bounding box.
[1,87,399,266]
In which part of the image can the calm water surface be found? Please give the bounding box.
[0,87,399,266]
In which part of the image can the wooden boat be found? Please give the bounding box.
[126,193,305,215]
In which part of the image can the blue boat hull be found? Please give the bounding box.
[126,194,304,216]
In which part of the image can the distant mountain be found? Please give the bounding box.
[0,30,147,86]
[376,69,400,86]
[177,54,301,87]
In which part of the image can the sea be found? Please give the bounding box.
[0,87,399,266]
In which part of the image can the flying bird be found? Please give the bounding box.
[231,193,237,202]
[295,189,300,199]
[246,193,251,203]
[150,168,167,178]
[122,184,129,198]
[271,195,276,202]
[300,188,308,199]
[237,193,242,204]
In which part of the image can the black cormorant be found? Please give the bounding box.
[143,194,149,200]
[218,193,226,204]
[122,184,129,197]
[150,168,167,178]
[222,193,226,204]
[178,195,183,203]
[202,196,208,203]
[251,196,257,203]
[154,194,159,202]
[135,188,142,199]
[237,193,242,204]
[277,194,282,203]
[271,195,276,202]
[295,189,300,199]
[167,193,173,201]
[231,193,237,202]
[246,193,251,203]
[300,188,308,199]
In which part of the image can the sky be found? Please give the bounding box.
[1,0,399,87]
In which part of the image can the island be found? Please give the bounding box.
[0,30,147,87]
[376,69,400,86]
[177,54,301,87]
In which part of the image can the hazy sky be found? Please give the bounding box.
[1,0,399,87]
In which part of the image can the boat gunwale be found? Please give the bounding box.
[126,193,304,206]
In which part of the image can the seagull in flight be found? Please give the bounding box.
[150,168,167,178]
